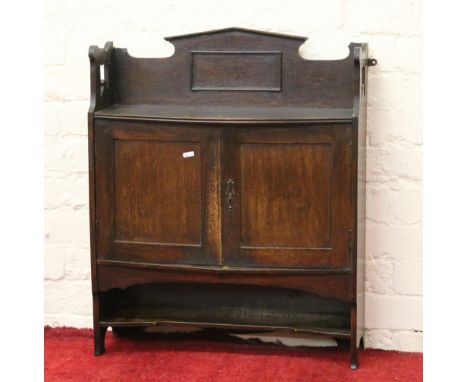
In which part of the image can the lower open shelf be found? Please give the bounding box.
[99,282,351,339]
[100,318,351,339]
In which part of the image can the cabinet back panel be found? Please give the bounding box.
[114,141,201,245]
[240,143,331,247]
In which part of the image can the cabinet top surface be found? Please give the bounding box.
[94,104,353,123]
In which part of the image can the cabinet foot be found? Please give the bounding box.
[350,343,359,369]
[359,336,365,350]
[350,305,359,369]
[94,327,107,356]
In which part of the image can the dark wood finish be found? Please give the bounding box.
[88,27,375,368]
[109,28,359,109]
[113,140,202,244]
[350,304,358,369]
[95,104,353,124]
[94,120,220,266]
[241,144,331,246]
[111,326,146,338]
[97,264,352,302]
[88,41,114,355]
[100,283,351,331]
[221,125,353,269]
[353,44,370,367]
[191,51,282,91]
[94,326,107,356]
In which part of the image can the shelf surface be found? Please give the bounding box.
[100,317,351,338]
[94,104,354,123]
[99,283,351,338]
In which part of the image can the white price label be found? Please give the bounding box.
[182,151,195,158]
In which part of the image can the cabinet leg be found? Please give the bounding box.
[350,305,359,369]
[350,342,359,370]
[94,326,107,356]
[359,336,365,350]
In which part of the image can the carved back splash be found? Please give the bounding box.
[111,27,362,109]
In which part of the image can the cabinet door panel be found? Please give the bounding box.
[114,140,201,245]
[222,125,353,269]
[240,143,331,248]
[95,121,220,266]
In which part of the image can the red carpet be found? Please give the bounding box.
[45,327,422,381]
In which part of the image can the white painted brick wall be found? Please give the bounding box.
[44,0,422,352]
[394,262,422,295]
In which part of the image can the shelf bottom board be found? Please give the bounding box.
[99,319,351,338]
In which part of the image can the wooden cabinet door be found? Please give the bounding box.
[94,120,220,266]
[222,125,353,269]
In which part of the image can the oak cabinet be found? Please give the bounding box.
[88,27,376,369]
